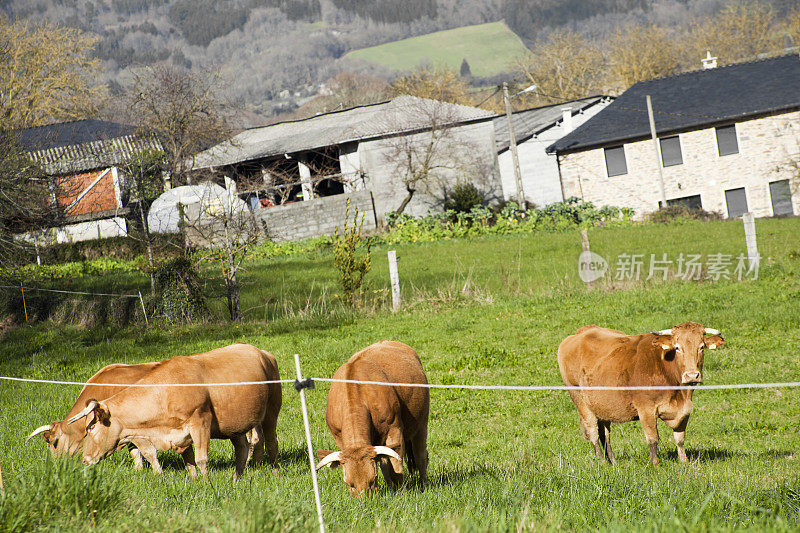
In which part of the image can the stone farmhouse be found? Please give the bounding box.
[191,95,500,241]
[14,119,163,244]
[548,54,800,218]
[493,96,611,207]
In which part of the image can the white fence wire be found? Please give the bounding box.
[5,359,800,533]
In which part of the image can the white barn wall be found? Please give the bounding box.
[498,102,609,207]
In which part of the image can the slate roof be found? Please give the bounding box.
[548,54,800,154]
[493,96,606,153]
[11,119,163,175]
[192,95,494,169]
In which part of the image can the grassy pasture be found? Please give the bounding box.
[2,218,800,531]
[343,21,527,78]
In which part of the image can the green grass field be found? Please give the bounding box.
[343,21,528,78]
[2,218,800,531]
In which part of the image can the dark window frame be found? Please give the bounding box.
[724,187,748,218]
[769,179,794,216]
[659,135,683,167]
[604,145,628,177]
[666,194,702,210]
[716,125,739,156]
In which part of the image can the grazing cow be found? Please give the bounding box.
[315,340,429,496]
[26,362,268,472]
[26,362,159,469]
[68,343,281,479]
[557,323,724,465]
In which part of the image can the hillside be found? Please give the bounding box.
[344,21,527,77]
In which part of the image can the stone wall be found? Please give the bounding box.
[254,189,377,242]
[558,110,800,217]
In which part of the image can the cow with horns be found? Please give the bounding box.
[316,340,430,496]
[557,322,725,465]
[26,362,160,469]
[65,343,281,479]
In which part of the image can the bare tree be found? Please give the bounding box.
[605,24,682,92]
[379,98,490,215]
[689,2,782,65]
[124,65,231,187]
[390,65,474,105]
[179,176,261,322]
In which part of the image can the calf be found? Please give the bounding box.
[557,322,724,465]
[68,343,281,478]
[315,340,429,496]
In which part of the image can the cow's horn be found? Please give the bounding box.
[67,400,99,424]
[315,451,342,470]
[373,446,401,461]
[704,328,720,335]
[654,329,672,335]
[25,424,53,443]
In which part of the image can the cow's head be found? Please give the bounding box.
[25,418,88,457]
[652,322,725,385]
[65,399,121,465]
[315,446,401,496]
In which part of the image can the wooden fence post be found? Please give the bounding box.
[742,212,759,273]
[388,250,401,311]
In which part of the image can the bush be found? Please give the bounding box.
[444,183,484,213]
[332,198,372,307]
[153,256,208,324]
[647,205,723,223]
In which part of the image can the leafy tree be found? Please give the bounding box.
[515,30,604,104]
[460,58,472,77]
[605,24,681,92]
[0,17,107,129]
[332,198,372,307]
[689,2,782,64]
[390,66,473,106]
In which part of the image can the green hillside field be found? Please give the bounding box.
[344,21,528,77]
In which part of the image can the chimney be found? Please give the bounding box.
[702,50,718,69]
[561,107,573,133]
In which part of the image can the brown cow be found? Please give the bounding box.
[26,361,268,472]
[68,343,281,479]
[26,362,159,469]
[315,340,429,496]
[557,323,724,465]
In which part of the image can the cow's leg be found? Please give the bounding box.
[667,416,690,464]
[380,426,405,489]
[262,407,280,470]
[187,411,212,479]
[231,433,250,479]
[637,409,660,466]
[569,391,604,461]
[247,426,264,467]
[599,421,615,464]
[410,427,428,488]
[129,445,144,470]
[130,439,161,474]
[181,446,198,479]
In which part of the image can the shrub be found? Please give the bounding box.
[444,182,484,213]
[332,198,372,307]
[153,256,208,324]
[647,205,723,223]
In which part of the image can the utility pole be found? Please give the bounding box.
[646,95,668,208]
[503,82,526,206]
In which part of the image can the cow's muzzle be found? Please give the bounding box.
[681,371,702,385]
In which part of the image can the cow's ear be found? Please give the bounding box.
[87,402,110,428]
[651,334,674,352]
[704,335,725,350]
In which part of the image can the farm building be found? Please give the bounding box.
[493,96,611,207]
[548,54,800,218]
[13,119,163,244]
[190,95,500,241]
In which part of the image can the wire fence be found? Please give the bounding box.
[6,359,800,533]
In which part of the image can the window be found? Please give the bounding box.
[604,145,627,177]
[659,136,683,167]
[716,125,739,156]
[724,187,748,218]
[667,194,702,210]
[770,180,794,216]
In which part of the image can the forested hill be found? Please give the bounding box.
[1,0,788,118]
